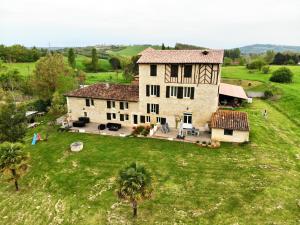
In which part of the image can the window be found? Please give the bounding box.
[146,116,151,123]
[85,98,94,107]
[107,100,115,109]
[107,113,116,120]
[84,112,87,117]
[183,113,192,124]
[125,114,129,120]
[184,87,192,98]
[120,114,124,121]
[119,101,128,110]
[150,65,157,76]
[147,103,159,114]
[140,115,145,123]
[156,117,166,124]
[184,65,192,77]
[156,117,161,123]
[120,114,129,121]
[85,99,90,107]
[224,129,233,136]
[171,64,178,77]
[146,85,160,97]
[170,86,178,97]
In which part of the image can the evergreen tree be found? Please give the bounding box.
[68,48,76,68]
[91,48,99,72]
[162,43,166,50]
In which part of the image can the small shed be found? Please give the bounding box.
[219,83,248,107]
[211,110,249,143]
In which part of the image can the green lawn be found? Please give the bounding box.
[0,100,299,225]
[4,62,35,77]
[85,72,128,84]
[223,66,300,125]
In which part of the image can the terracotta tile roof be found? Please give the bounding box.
[65,83,139,102]
[137,49,224,64]
[219,83,248,100]
[211,110,249,131]
[138,47,156,55]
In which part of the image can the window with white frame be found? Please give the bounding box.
[156,117,161,123]
[107,100,116,109]
[151,104,158,113]
[183,113,192,124]
[120,101,129,110]
[170,86,178,97]
[146,116,151,123]
[150,85,159,96]
[184,87,192,98]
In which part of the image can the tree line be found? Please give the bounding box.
[0,44,47,62]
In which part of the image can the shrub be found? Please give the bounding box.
[264,90,273,99]
[246,59,266,70]
[261,65,270,74]
[270,67,293,83]
[223,57,232,66]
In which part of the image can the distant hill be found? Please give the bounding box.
[239,44,300,54]
[108,45,161,57]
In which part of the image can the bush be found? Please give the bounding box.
[264,90,273,99]
[261,65,270,74]
[223,57,232,66]
[270,67,293,83]
[246,59,266,70]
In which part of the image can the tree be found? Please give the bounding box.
[223,57,232,66]
[91,48,99,72]
[68,48,76,68]
[270,67,293,83]
[273,53,286,65]
[0,98,27,142]
[76,69,86,86]
[116,162,153,218]
[161,43,165,50]
[246,59,266,70]
[264,50,275,64]
[0,142,29,191]
[48,91,66,118]
[109,57,121,70]
[33,53,76,100]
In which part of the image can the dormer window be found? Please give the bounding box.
[150,65,157,76]
[184,65,192,78]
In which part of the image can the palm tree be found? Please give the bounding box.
[116,162,153,218]
[0,142,29,191]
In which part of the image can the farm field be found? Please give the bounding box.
[0,99,299,225]
[108,45,161,57]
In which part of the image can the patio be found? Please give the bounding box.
[152,127,211,143]
[69,122,133,137]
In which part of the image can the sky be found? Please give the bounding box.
[1,0,300,48]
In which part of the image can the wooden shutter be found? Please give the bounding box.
[107,101,111,108]
[107,113,111,120]
[166,86,170,98]
[120,102,124,110]
[146,85,150,96]
[190,87,195,99]
[157,85,160,97]
[156,104,159,114]
[140,115,145,123]
[177,87,183,99]
[147,104,150,113]
[85,99,90,106]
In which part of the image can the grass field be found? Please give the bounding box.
[108,45,161,57]
[222,66,300,125]
[85,72,128,84]
[0,99,299,225]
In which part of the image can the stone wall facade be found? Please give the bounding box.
[211,128,249,143]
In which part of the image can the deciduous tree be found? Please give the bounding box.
[68,48,76,68]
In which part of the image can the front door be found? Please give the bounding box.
[183,113,192,128]
[133,115,138,125]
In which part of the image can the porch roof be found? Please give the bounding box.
[219,83,248,100]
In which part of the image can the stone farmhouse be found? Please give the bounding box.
[65,48,249,143]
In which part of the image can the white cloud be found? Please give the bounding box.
[1,0,300,47]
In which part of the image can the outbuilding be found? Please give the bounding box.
[211,110,249,143]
